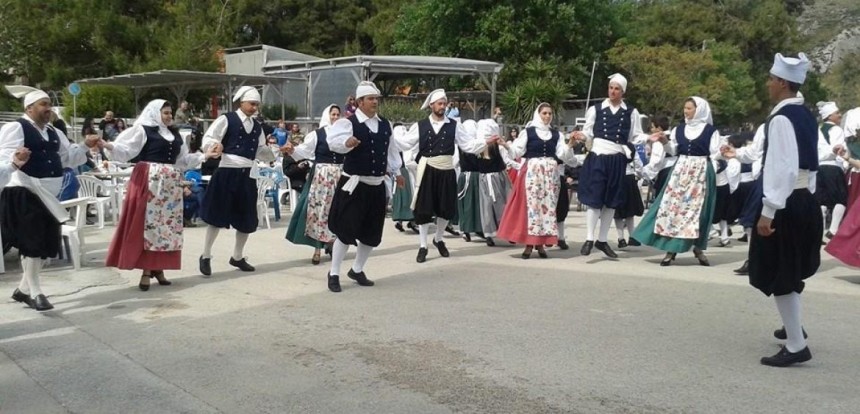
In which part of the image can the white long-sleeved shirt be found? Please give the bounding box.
[581,99,650,155]
[734,124,765,164]
[0,114,89,196]
[400,116,486,156]
[509,127,578,167]
[326,108,402,184]
[291,127,328,162]
[642,139,676,181]
[202,110,275,168]
[108,124,204,170]
[817,122,846,168]
[760,97,817,219]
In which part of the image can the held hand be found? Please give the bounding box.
[280,142,294,155]
[396,175,405,188]
[205,145,221,160]
[720,145,736,159]
[756,216,774,237]
[345,136,361,148]
[833,144,847,158]
[570,131,586,142]
[84,134,101,148]
[211,142,223,156]
[12,147,30,167]
[648,133,667,144]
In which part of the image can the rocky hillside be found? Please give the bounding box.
[799,0,860,73]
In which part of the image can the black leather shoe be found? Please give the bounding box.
[407,221,419,234]
[229,257,255,272]
[774,326,808,340]
[463,233,471,242]
[825,231,835,240]
[558,240,569,250]
[445,225,460,236]
[660,252,677,266]
[580,240,594,256]
[348,269,375,286]
[327,273,342,293]
[693,248,710,266]
[394,222,405,232]
[537,248,548,259]
[733,260,749,275]
[485,237,495,247]
[152,270,171,286]
[738,233,748,242]
[617,238,628,248]
[199,256,212,277]
[416,247,428,263]
[11,289,33,308]
[139,275,150,291]
[32,294,54,311]
[433,240,450,257]
[594,241,618,258]
[627,238,641,247]
[760,346,812,367]
[521,246,533,259]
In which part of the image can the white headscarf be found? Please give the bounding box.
[476,119,500,141]
[526,103,553,131]
[686,96,713,127]
[461,119,478,137]
[137,99,170,128]
[816,101,839,121]
[5,85,50,108]
[318,104,339,129]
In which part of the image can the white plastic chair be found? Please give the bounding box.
[256,176,276,229]
[59,196,93,270]
[277,176,298,213]
[77,175,114,228]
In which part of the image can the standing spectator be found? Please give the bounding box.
[115,118,127,134]
[344,95,357,118]
[174,101,191,125]
[50,109,68,136]
[445,101,460,119]
[81,117,97,137]
[99,110,119,141]
[273,119,289,146]
[288,123,304,145]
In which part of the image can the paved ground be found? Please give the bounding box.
[1,210,859,413]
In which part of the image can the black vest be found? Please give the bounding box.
[418,119,457,157]
[313,128,344,164]
[223,112,261,160]
[18,119,63,178]
[342,115,391,177]
[477,145,506,173]
[592,102,634,144]
[458,148,480,172]
[763,104,819,171]
[675,123,716,157]
[132,126,183,164]
[523,127,560,160]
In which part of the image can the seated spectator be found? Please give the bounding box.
[288,123,304,145]
[273,119,289,146]
[99,111,120,141]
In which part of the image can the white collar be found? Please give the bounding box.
[22,114,52,132]
[428,115,450,124]
[769,97,805,116]
[355,108,380,123]
[235,109,254,122]
[601,98,627,110]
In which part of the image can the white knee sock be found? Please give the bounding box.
[830,204,846,234]
[557,222,566,241]
[233,231,249,261]
[598,208,615,242]
[821,205,828,235]
[352,242,373,273]
[614,218,625,240]
[330,239,349,277]
[202,225,220,258]
[435,218,449,242]
[586,208,600,241]
[745,227,752,238]
[775,292,807,352]
[419,223,430,248]
[21,257,43,296]
[720,221,729,240]
[625,217,635,237]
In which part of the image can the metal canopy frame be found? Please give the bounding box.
[75,70,301,117]
[263,55,504,118]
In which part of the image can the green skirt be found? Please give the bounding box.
[285,165,324,249]
[391,166,414,221]
[457,171,482,233]
[632,159,717,253]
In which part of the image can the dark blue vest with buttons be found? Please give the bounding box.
[592,102,633,144]
[133,126,183,164]
[524,127,560,160]
[740,163,753,174]
[313,128,344,164]
[223,112,261,160]
[18,119,63,178]
[418,119,457,157]
[763,104,819,171]
[675,123,716,157]
[342,115,391,177]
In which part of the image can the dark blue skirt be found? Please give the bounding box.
[577,152,628,209]
[738,177,763,229]
[199,167,259,234]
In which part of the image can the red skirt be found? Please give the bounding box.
[105,163,181,270]
[497,159,559,246]
[825,193,860,268]
[846,171,860,211]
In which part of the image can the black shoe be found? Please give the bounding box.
[445,225,460,236]
[433,240,450,257]
[693,248,710,266]
[229,257,255,272]
[760,346,812,367]
[486,237,495,247]
[594,241,618,258]
[660,252,676,266]
[738,233,748,242]
[407,221,419,234]
[11,289,33,308]
[774,326,808,340]
[558,240,569,250]
[627,238,641,247]
[416,247,428,263]
[199,256,211,277]
[617,238,628,248]
[394,222,405,232]
[327,273,342,293]
[152,270,171,286]
[32,294,53,311]
[825,231,835,240]
[718,239,731,247]
[733,260,749,275]
[325,242,333,256]
[521,247,533,259]
[348,269,375,286]
[139,275,150,291]
[463,233,471,242]
[537,248,548,259]
[580,240,594,256]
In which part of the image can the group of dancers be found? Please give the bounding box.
[3,52,859,367]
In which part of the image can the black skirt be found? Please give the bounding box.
[199,167,259,234]
[738,178,763,229]
[815,165,849,208]
[413,166,458,225]
[726,180,754,223]
[711,184,732,223]
[0,187,61,259]
[557,177,570,222]
[748,189,822,296]
[328,176,387,247]
[614,174,644,219]
[577,152,628,210]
